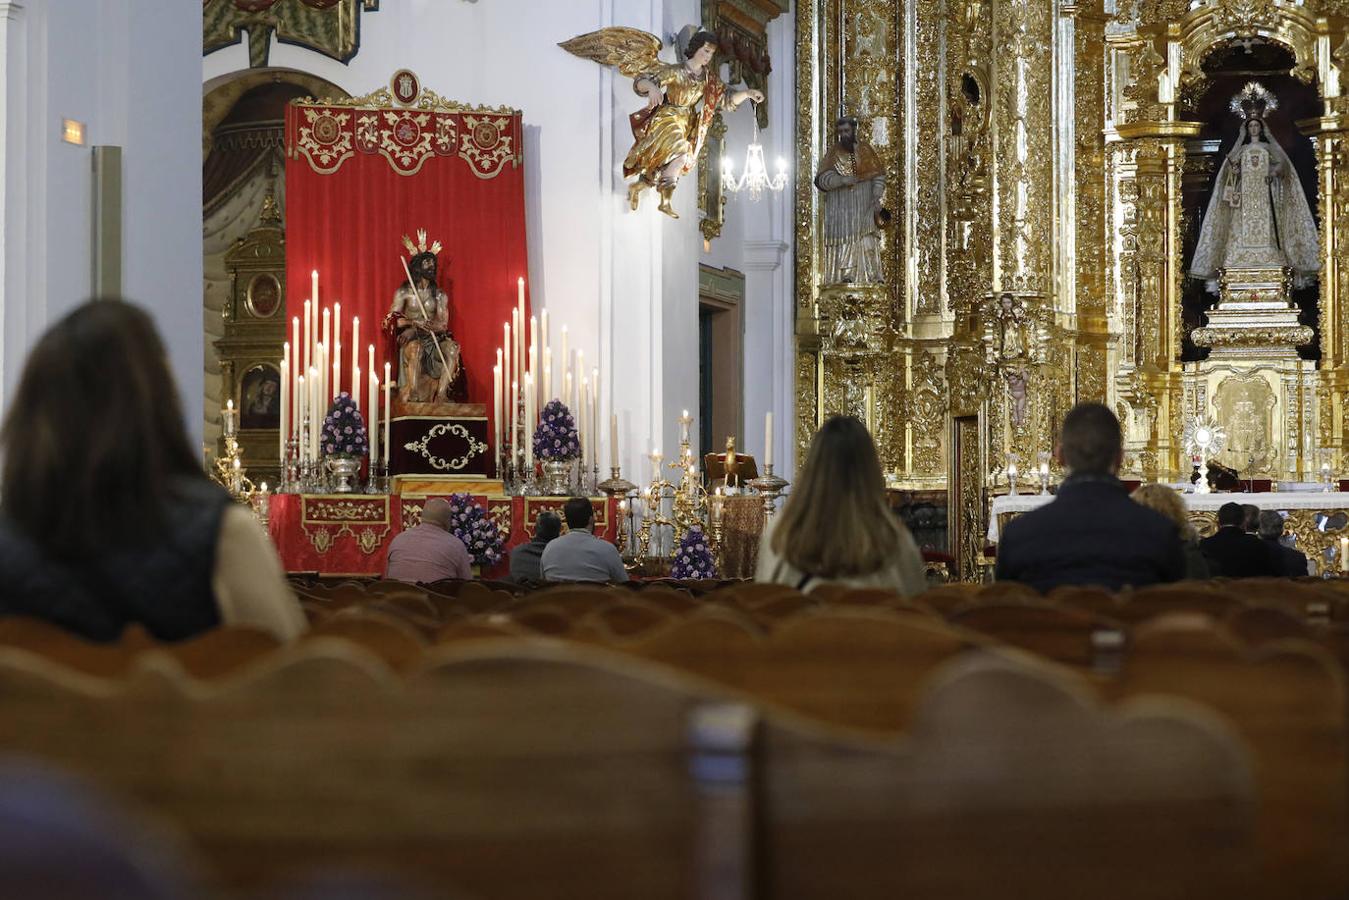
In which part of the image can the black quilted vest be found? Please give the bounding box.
[0,478,233,642]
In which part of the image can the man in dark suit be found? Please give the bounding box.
[995,403,1186,592]
[1256,509,1309,577]
[1200,502,1281,578]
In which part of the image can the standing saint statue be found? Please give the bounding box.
[382,232,464,404]
[1190,84,1318,293]
[814,116,888,284]
[560,27,763,218]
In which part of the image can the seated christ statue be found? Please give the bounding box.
[385,239,464,404]
[814,115,887,285]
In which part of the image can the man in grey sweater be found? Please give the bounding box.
[540,498,629,583]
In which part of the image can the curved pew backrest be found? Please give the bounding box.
[1116,618,1348,897]
[948,599,1123,670]
[763,653,1258,900]
[306,612,429,672]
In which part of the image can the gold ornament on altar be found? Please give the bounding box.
[559,25,764,218]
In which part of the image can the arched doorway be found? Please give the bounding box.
[201,69,348,454]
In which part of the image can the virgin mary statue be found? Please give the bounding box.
[1190,111,1319,294]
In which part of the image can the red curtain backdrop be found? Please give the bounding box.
[284,96,528,452]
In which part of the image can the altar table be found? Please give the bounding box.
[268,493,620,578]
[989,490,1349,575]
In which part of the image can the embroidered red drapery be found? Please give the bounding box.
[284,82,528,451]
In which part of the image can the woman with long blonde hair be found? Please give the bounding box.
[755,415,926,594]
[1131,483,1210,580]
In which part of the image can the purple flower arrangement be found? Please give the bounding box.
[671,525,717,580]
[442,492,505,567]
[322,392,369,458]
[532,399,581,461]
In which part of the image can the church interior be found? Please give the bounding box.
[1,0,1349,896]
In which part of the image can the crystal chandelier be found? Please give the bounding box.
[722,104,787,200]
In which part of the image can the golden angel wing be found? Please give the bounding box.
[559,27,663,79]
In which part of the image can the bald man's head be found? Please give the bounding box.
[421,498,452,529]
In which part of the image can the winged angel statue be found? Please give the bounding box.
[560,26,763,218]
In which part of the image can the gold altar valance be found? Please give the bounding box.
[287,72,522,179]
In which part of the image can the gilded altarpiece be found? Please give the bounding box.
[796,0,1349,578]
[796,0,1105,579]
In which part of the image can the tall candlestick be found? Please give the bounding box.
[297,374,306,461]
[353,365,361,412]
[765,412,774,468]
[581,378,591,469]
[280,346,289,464]
[529,315,539,411]
[383,362,392,467]
[510,379,518,460]
[525,371,535,473]
[515,282,525,414]
[321,308,331,397]
[333,301,341,391]
[541,310,550,395]
[610,413,619,470]
[503,322,512,409]
[368,370,379,466]
[292,316,301,428]
[511,309,520,413]
[493,363,502,474]
[311,270,319,310]
[351,317,359,395]
[561,326,569,400]
[575,350,584,412]
[302,301,312,379]
[591,367,599,472]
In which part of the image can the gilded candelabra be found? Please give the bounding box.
[636,450,676,561]
[598,466,639,559]
[212,402,255,501]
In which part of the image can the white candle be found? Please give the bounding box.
[591,367,599,472]
[576,350,584,412]
[302,301,312,378]
[515,282,525,410]
[581,378,590,469]
[350,317,359,395]
[368,370,379,465]
[531,313,542,407]
[610,413,619,470]
[296,374,306,462]
[321,309,331,398]
[280,346,289,464]
[383,362,392,466]
[493,363,502,473]
[309,366,319,460]
[561,326,569,400]
[541,309,550,394]
[564,372,572,411]
[1341,536,1347,574]
[311,269,319,310]
[503,321,512,415]
[333,301,341,392]
[511,309,520,413]
[510,378,518,456]
[353,365,361,412]
[765,412,774,468]
[292,316,301,434]
[524,371,535,472]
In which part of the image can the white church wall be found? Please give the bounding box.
[2,0,203,442]
[202,0,794,483]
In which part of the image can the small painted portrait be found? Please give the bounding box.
[240,364,281,430]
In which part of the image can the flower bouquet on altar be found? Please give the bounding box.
[443,492,505,568]
[322,392,369,493]
[533,399,580,495]
[672,525,717,580]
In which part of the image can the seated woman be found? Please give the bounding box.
[1131,483,1210,581]
[756,415,926,595]
[0,300,306,642]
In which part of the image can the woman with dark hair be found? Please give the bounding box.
[755,415,926,595]
[0,300,305,642]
